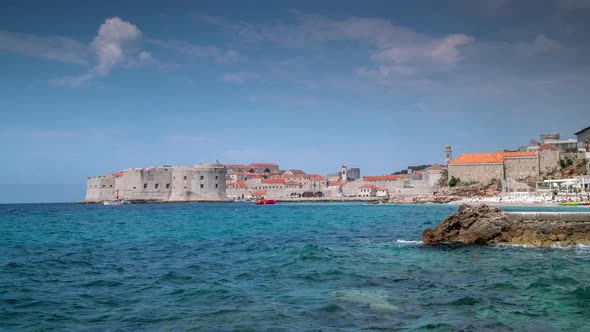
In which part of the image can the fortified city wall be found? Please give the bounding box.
[503,156,539,180]
[449,163,504,184]
[85,162,227,203]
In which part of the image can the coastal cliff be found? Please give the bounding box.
[422,204,590,247]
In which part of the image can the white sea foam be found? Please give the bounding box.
[495,243,590,250]
[392,239,422,245]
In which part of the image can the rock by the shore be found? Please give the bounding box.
[388,195,460,204]
[422,204,590,247]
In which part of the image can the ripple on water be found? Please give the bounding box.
[2,202,590,330]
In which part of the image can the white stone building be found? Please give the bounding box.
[85,162,228,203]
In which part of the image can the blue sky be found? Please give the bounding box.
[1,0,589,203]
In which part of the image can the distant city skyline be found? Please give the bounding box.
[1,0,590,203]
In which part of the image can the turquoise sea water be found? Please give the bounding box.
[1,202,590,331]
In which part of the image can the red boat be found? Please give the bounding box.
[256,198,276,205]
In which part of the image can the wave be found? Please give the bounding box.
[392,239,422,245]
[494,243,590,250]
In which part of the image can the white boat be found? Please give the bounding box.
[103,199,126,206]
[103,190,126,205]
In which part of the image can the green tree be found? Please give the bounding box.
[437,170,449,187]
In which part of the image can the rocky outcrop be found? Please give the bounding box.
[388,195,460,204]
[422,204,590,247]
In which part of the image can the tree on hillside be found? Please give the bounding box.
[437,170,449,187]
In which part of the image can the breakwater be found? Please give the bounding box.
[423,204,590,247]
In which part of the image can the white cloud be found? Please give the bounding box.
[220,72,260,83]
[219,13,475,77]
[0,30,89,64]
[517,34,563,55]
[52,17,157,86]
[149,38,245,64]
[91,17,142,75]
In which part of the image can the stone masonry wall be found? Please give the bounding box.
[538,150,560,174]
[449,163,504,185]
[85,163,227,203]
[503,156,539,180]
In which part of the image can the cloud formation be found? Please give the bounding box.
[203,13,475,77]
[54,17,154,86]
[148,38,245,64]
[0,30,89,64]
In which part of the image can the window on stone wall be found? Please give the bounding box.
[166,183,170,189]
[200,184,204,188]
[200,175,204,180]
[215,176,218,180]
[184,176,187,180]
[102,185,105,188]
[215,184,218,188]
[133,187,136,189]
[155,183,159,189]
[110,185,112,187]
[144,183,147,189]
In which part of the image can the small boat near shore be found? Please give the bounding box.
[102,190,127,205]
[103,199,127,206]
[255,197,276,205]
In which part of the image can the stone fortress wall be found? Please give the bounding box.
[448,163,504,184]
[85,162,227,203]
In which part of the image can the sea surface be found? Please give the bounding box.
[1,202,590,331]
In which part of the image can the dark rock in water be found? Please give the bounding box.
[422,204,590,247]
[422,204,504,245]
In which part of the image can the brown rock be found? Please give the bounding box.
[422,204,590,247]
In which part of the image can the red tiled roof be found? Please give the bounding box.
[251,190,267,196]
[228,181,245,188]
[285,169,305,174]
[262,178,285,184]
[450,152,536,165]
[284,174,325,180]
[363,175,403,181]
[249,163,279,168]
[537,144,557,151]
[359,184,378,189]
[112,172,124,177]
[424,164,443,171]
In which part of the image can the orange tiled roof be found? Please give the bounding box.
[537,144,557,151]
[228,181,245,188]
[112,172,124,177]
[359,184,378,189]
[328,180,343,187]
[450,152,536,165]
[249,163,279,168]
[284,174,325,180]
[262,178,285,184]
[424,164,443,171]
[285,169,305,174]
[251,190,267,196]
[363,175,403,181]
